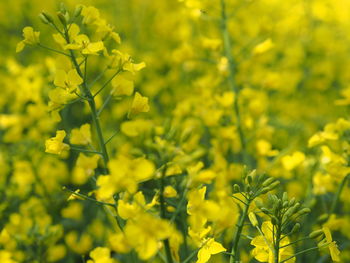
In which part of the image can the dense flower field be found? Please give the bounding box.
[1,0,350,262]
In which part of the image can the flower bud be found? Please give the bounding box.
[57,12,67,26]
[262,177,275,187]
[60,3,67,13]
[296,208,311,216]
[290,223,300,234]
[40,12,54,24]
[282,192,288,203]
[289,197,295,206]
[317,214,329,224]
[247,175,253,185]
[259,187,270,194]
[233,184,241,193]
[267,181,280,191]
[309,229,324,239]
[74,5,83,17]
[256,174,264,184]
[39,13,49,24]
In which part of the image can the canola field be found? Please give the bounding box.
[0,0,349,262]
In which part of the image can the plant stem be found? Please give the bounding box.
[329,174,349,214]
[159,166,174,263]
[274,225,281,263]
[229,199,251,263]
[280,246,327,263]
[220,0,247,164]
[62,27,110,171]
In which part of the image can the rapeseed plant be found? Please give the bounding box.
[0,0,349,262]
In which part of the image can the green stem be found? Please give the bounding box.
[280,245,328,263]
[279,237,310,248]
[63,187,115,207]
[229,199,251,263]
[70,146,102,155]
[38,43,71,57]
[62,27,110,171]
[274,225,281,263]
[329,174,349,214]
[220,0,247,164]
[159,166,174,263]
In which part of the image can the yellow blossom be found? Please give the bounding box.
[130,92,150,115]
[16,27,40,53]
[87,247,116,263]
[54,69,83,92]
[251,221,295,263]
[196,238,226,263]
[45,130,70,155]
[70,124,92,145]
[321,227,341,262]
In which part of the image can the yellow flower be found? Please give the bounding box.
[87,247,116,263]
[95,156,155,201]
[164,186,178,198]
[65,231,92,254]
[72,154,100,184]
[196,238,226,263]
[281,151,305,171]
[45,130,70,155]
[253,38,274,55]
[256,140,279,157]
[48,87,76,111]
[187,187,220,231]
[120,119,152,137]
[16,27,40,53]
[70,124,92,145]
[124,213,174,260]
[82,41,105,55]
[81,6,100,25]
[251,221,295,263]
[54,69,83,93]
[111,74,134,96]
[53,23,104,55]
[321,227,341,262]
[130,92,150,115]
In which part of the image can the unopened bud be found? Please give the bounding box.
[309,229,324,239]
[248,212,258,227]
[282,192,288,203]
[73,5,83,17]
[256,174,264,184]
[260,187,270,194]
[296,208,311,216]
[317,214,329,224]
[39,13,49,24]
[233,184,241,193]
[41,12,54,24]
[247,175,253,185]
[57,12,67,26]
[268,181,280,191]
[262,177,275,187]
[290,223,300,234]
[60,3,67,13]
[289,197,296,206]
